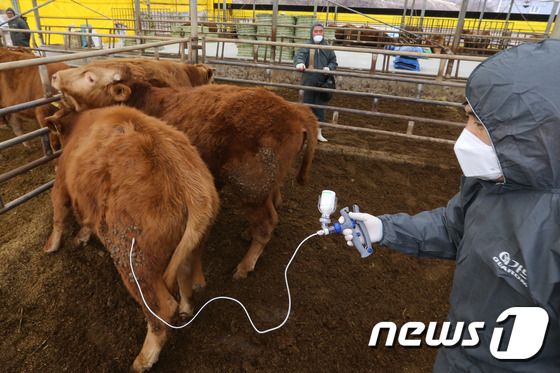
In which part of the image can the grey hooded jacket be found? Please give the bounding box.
[293,22,337,88]
[6,8,30,47]
[378,39,560,372]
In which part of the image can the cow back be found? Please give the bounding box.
[56,105,217,253]
[0,47,69,115]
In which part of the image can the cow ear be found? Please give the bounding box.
[110,83,131,102]
[45,110,66,134]
[207,68,215,82]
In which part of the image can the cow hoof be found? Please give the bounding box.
[131,354,158,373]
[179,300,193,316]
[43,240,60,253]
[232,267,250,280]
[130,361,151,373]
[43,245,59,254]
[74,227,92,247]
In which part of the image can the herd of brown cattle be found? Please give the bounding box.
[1,47,318,371]
[330,24,499,55]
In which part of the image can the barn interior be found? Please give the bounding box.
[0,1,558,372]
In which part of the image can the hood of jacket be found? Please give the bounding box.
[465,39,560,191]
[308,21,328,45]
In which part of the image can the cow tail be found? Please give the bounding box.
[162,192,218,293]
[296,113,319,186]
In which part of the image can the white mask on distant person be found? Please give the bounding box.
[313,35,323,43]
[453,129,503,181]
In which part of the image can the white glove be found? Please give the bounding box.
[323,66,330,71]
[296,63,306,71]
[340,212,383,247]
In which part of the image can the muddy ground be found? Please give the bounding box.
[0,86,465,372]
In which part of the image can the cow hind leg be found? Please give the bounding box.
[176,255,195,316]
[44,182,72,253]
[189,231,212,291]
[123,266,179,373]
[240,186,282,242]
[234,197,278,279]
[7,114,33,148]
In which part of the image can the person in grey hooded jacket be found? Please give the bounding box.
[342,38,560,372]
[294,21,337,142]
[5,8,30,48]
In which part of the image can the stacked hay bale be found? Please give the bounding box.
[236,22,257,58]
[254,13,296,61]
[294,14,316,44]
[170,23,216,40]
[235,13,332,61]
[324,24,336,43]
[276,14,296,61]
[294,15,335,44]
[255,13,273,59]
[138,30,164,51]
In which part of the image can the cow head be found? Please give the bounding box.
[189,63,215,85]
[51,65,133,111]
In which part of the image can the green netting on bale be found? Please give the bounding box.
[123,38,137,46]
[294,15,317,26]
[257,46,294,61]
[256,24,271,41]
[278,15,295,25]
[142,31,162,51]
[202,26,217,38]
[236,43,254,58]
[324,28,335,42]
[236,23,257,40]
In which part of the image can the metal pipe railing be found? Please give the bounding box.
[215,77,464,111]
[0,95,61,117]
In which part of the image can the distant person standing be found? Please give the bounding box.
[5,7,30,48]
[294,22,337,142]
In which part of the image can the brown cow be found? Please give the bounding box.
[462,29,491,54]
[80,57,214,88]
[52,68,318,279]
[333,24,359,46]
[398,25,424,45]
[43,105,219,372]
[0,47,69,149]
[359,26,396,49]
[425,34,448,54]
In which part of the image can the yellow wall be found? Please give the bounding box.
[16,0,134,44]
[12,0,220,45]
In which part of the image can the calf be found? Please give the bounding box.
[43,105,219,372]
[52,68,318,279]
[0,47,69,149]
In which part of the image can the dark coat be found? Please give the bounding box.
[379,39,560,373]
[8,16,30,47]
[293,22,337,88]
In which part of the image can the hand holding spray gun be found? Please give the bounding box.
[317,190,383,258]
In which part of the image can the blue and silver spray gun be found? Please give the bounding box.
[316,190,373,258]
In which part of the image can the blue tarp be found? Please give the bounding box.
[392,46,424,71]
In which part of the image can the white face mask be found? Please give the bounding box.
[313,35,323,43]
[453,129,503,181]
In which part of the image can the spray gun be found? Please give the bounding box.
[316,190,373,258]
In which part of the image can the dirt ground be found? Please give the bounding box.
[0,86,465,372]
